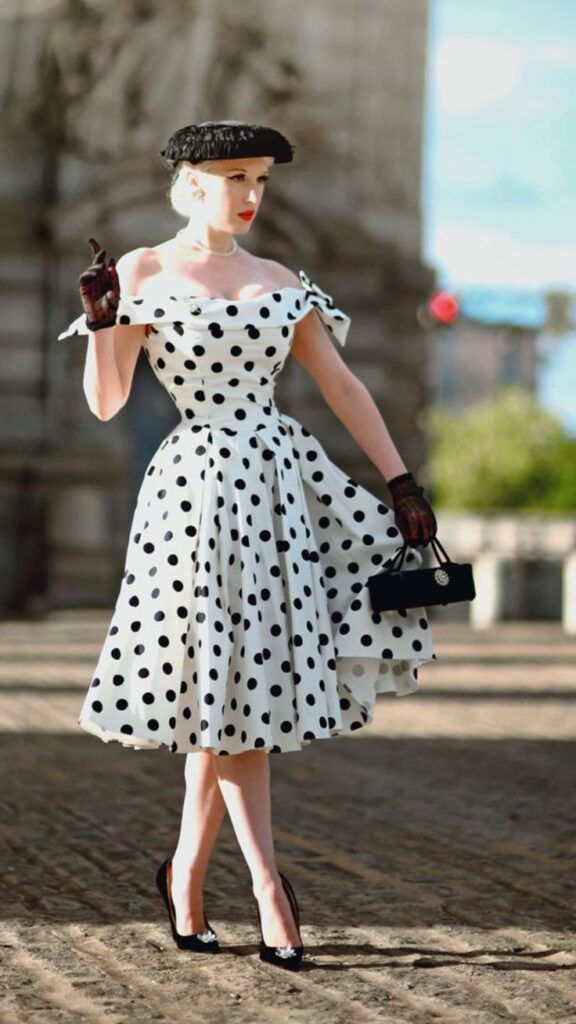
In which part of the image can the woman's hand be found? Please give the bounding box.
[78,238,120,331]
[387,471,438,547]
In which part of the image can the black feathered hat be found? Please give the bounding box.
[160,119,295,171]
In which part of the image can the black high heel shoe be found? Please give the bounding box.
[254,870,304,970]
[156,857,220,953]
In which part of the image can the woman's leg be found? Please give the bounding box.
[211,749,301,948]
[170,750,228,933]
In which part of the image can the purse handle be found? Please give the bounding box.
[384,534,453,573]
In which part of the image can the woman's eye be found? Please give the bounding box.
[230,175,269,182]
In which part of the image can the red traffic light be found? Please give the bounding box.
[429,290,459,324]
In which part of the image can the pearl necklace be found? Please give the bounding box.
[176,229,238,256]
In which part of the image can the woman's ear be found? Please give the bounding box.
[184,168,198,189]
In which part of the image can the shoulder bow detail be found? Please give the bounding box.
[297,270,351,347]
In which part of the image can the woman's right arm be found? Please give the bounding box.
[83,248,149,421]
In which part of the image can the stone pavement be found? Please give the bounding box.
[0,613,575,1023]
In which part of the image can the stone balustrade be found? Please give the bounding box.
[427,513,576,633]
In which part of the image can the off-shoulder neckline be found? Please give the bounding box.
[127,285,308,306]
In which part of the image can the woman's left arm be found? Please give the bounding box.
[324,375,408,484]
[290,305,407,482]
[327,377,438,546]
[290,305,438,545]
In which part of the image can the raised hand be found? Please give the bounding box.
[78,237,120,331]
[387,471,438,547]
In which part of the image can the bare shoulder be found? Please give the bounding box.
[257,257,301,290]
[114,246,162,292]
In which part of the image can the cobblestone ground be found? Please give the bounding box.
[0,612,575,1024]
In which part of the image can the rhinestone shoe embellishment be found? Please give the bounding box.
[197,928,219,943]
[274,945,298,958]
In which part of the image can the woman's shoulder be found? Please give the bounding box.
[114,246,161,292]
[258,258,301,291]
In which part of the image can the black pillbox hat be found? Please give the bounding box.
[160,119,295,170]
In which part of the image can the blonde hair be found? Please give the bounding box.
[167,160,215,219]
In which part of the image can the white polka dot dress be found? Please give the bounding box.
[58,269,437,756]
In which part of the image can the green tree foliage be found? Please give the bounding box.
[425,386,576,511]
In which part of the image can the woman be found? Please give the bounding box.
[58,120,438,971]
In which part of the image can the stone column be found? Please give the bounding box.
[470,551,506,629]
[562,552,576,634]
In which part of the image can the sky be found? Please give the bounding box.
[422,0,576,435]
[423,0,576,291]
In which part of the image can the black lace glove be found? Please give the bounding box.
[78,237,120,331]
[387,471,438,547]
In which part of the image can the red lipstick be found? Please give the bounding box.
[238,211,255,220]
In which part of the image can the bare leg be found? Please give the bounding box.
[170,750,228,934]
[211,749,300,947]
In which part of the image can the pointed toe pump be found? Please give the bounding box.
[254,870,304,970]
[156,857,220,953]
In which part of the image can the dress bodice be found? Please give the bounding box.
[58,269,351,429]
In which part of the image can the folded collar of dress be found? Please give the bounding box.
[57,270,351,347]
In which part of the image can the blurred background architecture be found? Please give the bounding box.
[0,0,435,612]
[0,0,575,628]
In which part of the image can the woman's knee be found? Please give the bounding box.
[210,748,268,777]
[184,748,219,783]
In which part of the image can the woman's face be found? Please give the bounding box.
[188,156,274,232]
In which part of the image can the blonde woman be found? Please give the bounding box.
[59,120,438,971]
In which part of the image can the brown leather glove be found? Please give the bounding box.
[78,237,120,331]
[387,471,438,547]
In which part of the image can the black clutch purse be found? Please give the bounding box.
[366,535,476,612]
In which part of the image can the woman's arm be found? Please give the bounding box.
[82,249,148,420]
[323,376,408,484]
[83,322,146,421]
[286,287,408,484]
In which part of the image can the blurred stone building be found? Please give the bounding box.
[0,0,435,613]
[428,287,547,410]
